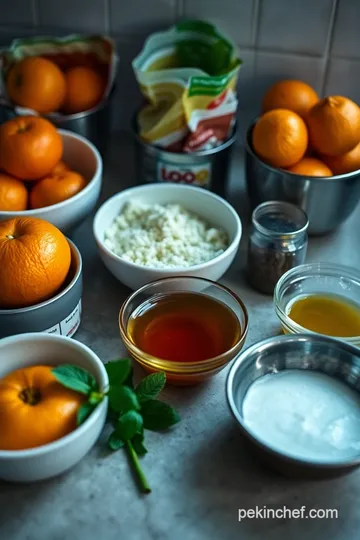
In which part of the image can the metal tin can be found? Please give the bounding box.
[133,122,237,197]
[247,201,309,294]
[0,239,82,338]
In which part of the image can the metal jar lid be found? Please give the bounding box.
[252,201,309,239]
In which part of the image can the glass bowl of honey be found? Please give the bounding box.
[274,263,360,347]
[119,277,249,385]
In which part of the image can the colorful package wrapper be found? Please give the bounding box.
[0,34,118,118]
[132,20,242,153]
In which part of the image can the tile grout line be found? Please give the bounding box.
[31,0,39,27]
[104,0,110,34]
[321,0,339,96]
[252,0,263,85]
[251,0,261,49]
[176,0,184,19]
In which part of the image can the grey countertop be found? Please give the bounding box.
[1,135,360,540]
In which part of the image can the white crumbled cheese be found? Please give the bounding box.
[104,201,229,268]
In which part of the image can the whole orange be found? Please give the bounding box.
[252,109,308,168]
[7,56,66,114]
[0,365,84,450]
[306,96,360,156]
[0,217,71,308]
[52,160,69,175]
[0,173,28,210]
[287,157,333,177]
[63,66,105,114]
[262,80,319,118]
[30,170,87,209]
[0,116,63,181]
[320,142,360,175]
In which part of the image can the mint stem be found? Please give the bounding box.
[125,440,151,494]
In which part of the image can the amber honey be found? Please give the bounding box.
[287,293,360,337]
[127,292,241,363]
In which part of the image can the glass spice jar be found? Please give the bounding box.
[247,201,309,294]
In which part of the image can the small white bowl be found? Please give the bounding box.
[0,333,108,482]
[0,129,103,233]
[93,184,242,290]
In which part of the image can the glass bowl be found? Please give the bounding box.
[119,277,249,385]
[274,263,360,346]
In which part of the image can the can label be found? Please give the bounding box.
[43,300,82,338]
[157,160,211,188]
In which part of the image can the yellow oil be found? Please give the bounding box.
[287,294,360,338]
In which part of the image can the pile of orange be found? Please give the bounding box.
[6,56,105,115]
[0,115,86,211]
[252,80,360,177]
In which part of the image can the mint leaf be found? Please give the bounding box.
[115,411,143,441]
[108,431,125,451]
[135,372,166,403]
[124,365,134,389]
[141,400,180,431]
[105,359,132,386]
[108,385,140,414]
[107,407,119,426]
[77,402,95,425]
[132,433,148,456]
[52,365,97,395]
[88,391,104,405]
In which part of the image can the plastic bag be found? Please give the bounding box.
[132,20,241,152]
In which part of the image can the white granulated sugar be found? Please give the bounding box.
[104,201,229,268]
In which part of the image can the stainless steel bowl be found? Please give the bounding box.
[0,239,82,338]
[226,333,360,477]
[245,123,360,235]
[1,91,113,157]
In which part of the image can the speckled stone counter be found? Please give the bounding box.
[1,135,360,540]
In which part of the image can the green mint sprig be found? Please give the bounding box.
[52,360,180,494]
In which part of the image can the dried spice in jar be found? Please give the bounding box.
[247,201,308,294]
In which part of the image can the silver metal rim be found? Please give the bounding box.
[245,121,360,182]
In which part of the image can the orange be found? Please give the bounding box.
[7,56,66,114]
[0,217,71,308]
[30,170,87,209]
[63,66,105,114]
[52,160,69,175]
[252,109,308,168]
[320,142,360,175]
[0,365,84,450]
[262,80,319,118]
[0,116,63,181]
[306,96,360,156]
[287,157,333,177]
[0,173,28,210]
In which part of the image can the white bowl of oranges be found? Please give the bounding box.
[0,115,102,232]
[245,80,360,234]
[0,333,108,482]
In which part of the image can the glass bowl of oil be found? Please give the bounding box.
[274,263,360,346]
[119,277,249,385]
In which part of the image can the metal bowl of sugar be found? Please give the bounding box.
[226,334,360,478]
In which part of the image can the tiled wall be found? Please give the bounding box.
[0,0,359,138]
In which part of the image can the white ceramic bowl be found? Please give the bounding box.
[93,184,242,290]
[0,333,108,482]
[0,129,102,233]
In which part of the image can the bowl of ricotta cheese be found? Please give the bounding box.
[227,333,360,477]
[93,183,241,290]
